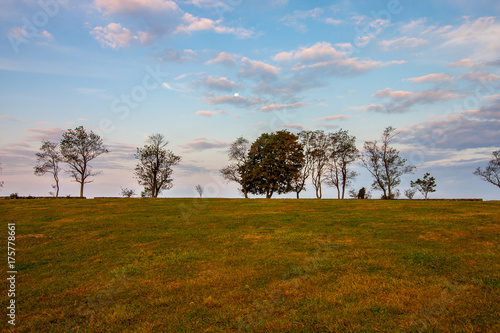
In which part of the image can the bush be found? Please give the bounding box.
[120,187,135,198]
[10,193,18,199]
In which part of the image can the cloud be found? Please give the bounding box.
[24,127,64,141]
[379,36,429,51]
[175,13,254,38]
[281,8,324,32]
[314,115,351,121]
[179,137,229,152]
[95,0,179,14]
[274,42,404,75]
[259,102,310,112]
[239,57,279,81]
[206,94,268,107]
[448,58,500,68]
[372,88,467,113]
[197,76,241,92]
[91,23,151,49]
[401,101,500,150]
[458,72,500,83]
[407,73,454,84]
[0,115,22,122]
[156,48,198,62]
[195,110,227,117]
[278,124,304,130]
[206,52,239,67]
[351,104,384,112]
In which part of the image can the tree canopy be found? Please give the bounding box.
[473,150,500,190]
[135,134,181,198]
[245,130,304,199]
[60,126,109,198]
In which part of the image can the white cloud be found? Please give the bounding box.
[239,57,279,80]
[379,36,429,51]
[206,52,239,66]
[259,102,310,112]
[407,73,454,84]
[195,110,227,117]
[175,13,254,38]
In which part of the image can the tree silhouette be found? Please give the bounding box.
[34,140,62,197]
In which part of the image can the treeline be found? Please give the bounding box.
[0,126,498,199]
[219,126,437,199]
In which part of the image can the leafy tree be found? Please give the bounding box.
[404,188,417,200]
[326,129,359,199]
[34,140,62,197]
[245,130,304,199]
[309,130,330,199]
[473,150,500,190]
[292,131,315,199]
[361,126,416,199]
[60,126,109,198]
[411,173,436,200]
[357,187,366,199]
[135,134,181,198]
[120,187,135,198]
[220,137,252,198]
[195,184,204,198]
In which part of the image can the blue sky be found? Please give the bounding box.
[1,0,499,199]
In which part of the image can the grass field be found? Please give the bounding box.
[2,198,500,332]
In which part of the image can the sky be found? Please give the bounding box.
[0,0,499,199]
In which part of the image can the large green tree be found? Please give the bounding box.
[135,134,181,198]
[60,126,109,198]
[473,150,500,190]
[245,130,304,199]
[219,137,252,198]
[34,140,62,197]
[361,126,415,199]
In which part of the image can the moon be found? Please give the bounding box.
[234,93,239,97]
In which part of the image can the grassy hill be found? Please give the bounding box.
[2,198,499,332]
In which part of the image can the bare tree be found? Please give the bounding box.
[361,126,415,199]
[220,137,251,198]
[292,131,315,199]
[60,126,109,198]
[474,150,500,189]
[34,140,62,197]
[404,188,417,200]
[326,129,359,199]
[309,130,330,199]
[135,134,181,198]
[195,184,204,198]
[120,187,135,198]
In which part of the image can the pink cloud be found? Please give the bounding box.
[407,73,453,84]
[259,102,310,112]
[195,110,227,117]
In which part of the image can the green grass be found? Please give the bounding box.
[2,198,500,332]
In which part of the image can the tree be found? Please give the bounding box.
[326,129,359,199]
[34,140,62,197]
[404,188,417,200]
[474,151,500,189]
[120,187,135,198]
[292,131,315,199]
[411,173,436,200]
[220,137,252,198]
[357,187,366,199]
[135,134,181,198]
[195,184,204,198]
[245,131,304,199]
[309,130,330,199]
[361,126,416,199]
[60,126,109,198]
[0,162,4,190]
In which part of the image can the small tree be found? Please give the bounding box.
[195,185,204,198]
[473,151,500,190]
[0,162,4,190]
[34,140,62,197]
[404,188,417,200]
[309,130,330,199]
[135,134,181,198]
[60,126,109,198]
[411,173,436,200]
[120,187,135,198]
[220,137,252,198]
[361,126,416,199]
[357,187,366,199]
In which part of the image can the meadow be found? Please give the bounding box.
[2,198,499,332]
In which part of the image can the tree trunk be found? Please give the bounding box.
[79,182,84,198]
[296,191,300,199]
